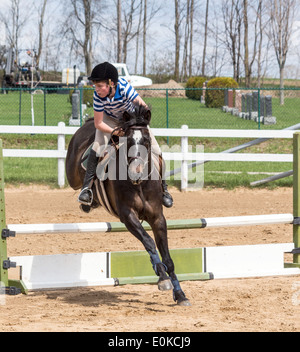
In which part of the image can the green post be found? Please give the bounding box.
[0,140,27,294]
[80,88,83,126]
[293,132,300,267]
[19,89,22,125]
[257,88,261,130]
[43,88,47,125]
[0,139,9,288]
[166,89,169,144]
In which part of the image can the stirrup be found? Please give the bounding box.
[78,187,93,206]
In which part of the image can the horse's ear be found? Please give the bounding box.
[145,109,151,124]
[123,111,131,122]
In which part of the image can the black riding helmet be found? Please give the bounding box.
[88,62,119,84]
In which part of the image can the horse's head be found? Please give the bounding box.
[120,105,152,185]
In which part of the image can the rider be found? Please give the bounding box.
[78,61,173,208]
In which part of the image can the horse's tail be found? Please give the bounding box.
[66,118,96,190]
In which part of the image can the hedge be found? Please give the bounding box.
[186,76,207,100]
[205,77,238,108]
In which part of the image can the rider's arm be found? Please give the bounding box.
[94,110,122,136]
[94,110,114,133]
[133,95,148,108]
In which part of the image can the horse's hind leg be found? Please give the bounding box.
[149,215,191,306]
[120,212,172,291]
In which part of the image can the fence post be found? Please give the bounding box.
[43,88,47,125]
[19,89,22,125]
[293,132,300,267]
[181,125,188,192]
[257,88,261,130]
[166,89,169,144]
[57,122,66,188]
[80,88,83,126]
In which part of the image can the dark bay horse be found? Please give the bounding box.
[66,106,190,306]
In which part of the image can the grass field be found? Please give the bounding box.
[0,134,293,189]
[144,96,300,130]
[1,88,300,130]
[0,90,72,126]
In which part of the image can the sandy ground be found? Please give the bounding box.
[0,185,299,332]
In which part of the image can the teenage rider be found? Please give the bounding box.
[77,61,173,208]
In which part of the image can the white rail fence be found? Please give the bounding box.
[0,122,296,190]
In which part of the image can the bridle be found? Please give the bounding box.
[111,119,152,183]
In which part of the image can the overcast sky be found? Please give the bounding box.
[1,0,300,79]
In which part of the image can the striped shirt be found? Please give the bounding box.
[93,78,139,120]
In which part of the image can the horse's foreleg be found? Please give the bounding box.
[150,215,191,306]
[120,212,172,291]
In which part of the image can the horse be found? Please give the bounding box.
[66,106,191,306]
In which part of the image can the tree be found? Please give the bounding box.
[243,0,266,87]
[174,0,182,81]
[134,0,143,73]
[121,0,141,63]
[143,0,147,74]
[268,0,297,104]
[117,0,122,62]
[115,0,143,64]
[180,0,195,80]
[255,0,270,88]
[243,0,249,86]
[189,0,194,77]
[222,0,243,83]
[181,0,191,80]
[0,0,29,64]
[204,5,227,77]
[63,0,102,74]
[256,0,264,87]
[36,0,48,68]
[201,0,209,76]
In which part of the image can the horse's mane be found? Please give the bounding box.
[120,104,151,131]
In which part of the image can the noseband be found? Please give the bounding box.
[122,119,152,183]
[126,123,151,165]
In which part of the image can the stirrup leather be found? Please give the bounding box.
[78,187,93,206]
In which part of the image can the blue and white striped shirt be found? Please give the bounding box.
[93,78,139,120]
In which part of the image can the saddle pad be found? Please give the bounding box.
[81,144,120,172]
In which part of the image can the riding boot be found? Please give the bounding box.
[162,180,173,208]
[78,149,98,206]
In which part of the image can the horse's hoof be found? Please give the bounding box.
[158,279,173,291]
[177,298,191,307]
[79,204,91,213]
[174,290,191,306]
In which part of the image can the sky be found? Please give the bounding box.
[1,0,300,79]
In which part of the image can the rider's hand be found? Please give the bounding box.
[113,128,125,137]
